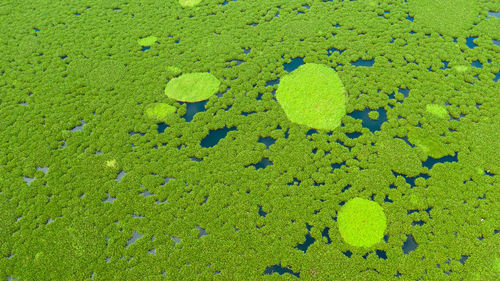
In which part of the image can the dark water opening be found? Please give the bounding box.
[265,78,280,86]
[258,205,267,217]
[125,231,143,248]
[465,37,478,49]
[351,58,374,67]
[440,60,449,70]
[348,108,387,133]
[283,57,305,72]
[258,136,276,148]
[393,171,429,187]
[406,15,414,22]
[346,132,362,139]
[222,0,228,5]
[488,11,500,18]
[200,126,237,148]
[157,123,169,133]
[179,100,208,122]
[306,129,318,137]
[412,220,425,226]
[343,250,352,258]
[331,162,345,172]
[263,264,300,277]
[75,13,81,16]
[398,87,410,97]
[129,131,145,136]
[422,153,457,169]
[240,111,257,116]
[322,227,332,244]
[402,234,418,254]
[471,60,483,68]
[341,185,351,193]
[384,235,389,243]
[287,177,301,186]
[327,47,346,56]
[495,72,500,82]
[376,250,387,259]
[493,39,500,47]
[256,93,263,100]
[384,195,393,203]
[252,157,273,169]
[141,46,151,51]
[242,47,251,54]
[296,229,315,253]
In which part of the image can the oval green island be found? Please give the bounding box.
[164,72,220,102]
[337,197,387,247]
[276,63,347,131]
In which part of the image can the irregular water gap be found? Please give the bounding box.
[200,126,237,148]
[263,264,300,277]
[295,223,315,253]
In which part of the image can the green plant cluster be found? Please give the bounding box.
[0,0,499,280]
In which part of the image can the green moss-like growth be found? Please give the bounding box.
[164,72,220,102]
[276,63,346,130]
[137,36,157,46]
[337,197,387,247]
[377,138,423,177]
[145,103,176,122]
[407,0,479,36]
[179,0,202,8]
[425,104,448,118]
[368,110,379,120]
[408,127,454,159]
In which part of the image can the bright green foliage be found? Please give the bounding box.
[164,72,220,102]
[276,63,346,130]
[1,0,498,279]
[368,110,379,120]
[145,103,176,122]
[137,36,157,46]
[407,0,480,36]
[337,197,387,247]
[408,127,454,159]
[425,104,448,118]
[179,0,202,8]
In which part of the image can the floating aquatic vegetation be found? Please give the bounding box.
[164,72,220,102]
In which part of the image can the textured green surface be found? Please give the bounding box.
[425,104,448,118]
[179,0,203,8]
[276,63,346,130]
[164,72,220,102]
[337,197,387,247]
[1,0,499,280]
[145,103,177,122]
[138,36,158,46]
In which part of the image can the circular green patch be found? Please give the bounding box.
[164,72,220,102]
[138,36,157,46]
[276,63,346,130]
[407,0,479,36]
[337,197,387,247]
[179,0,202,7]
[425,104,448,118]
[145,103,176,122]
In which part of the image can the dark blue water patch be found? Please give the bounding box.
[252,157,273,170]
[287,177,301,186]
[284,128,289,139]
[466,36,478,49]
[258,205,267,217]
[495,72,500,82]
[412,220,425,226]
[129,131,145,136]
[341,185,351,192]
[242,47,251,54]
[338,201,345,206]
[240,111,257,116]
[141,46,151,51]
[283,57,305,72]
[175,40,180,44]
[306,129,318,137]
[75,13,81,16]
[258,137,276,148]
[327,47,345,56]
[348,107,387,133]
[422,153,457,169]
[393,172,429,187]
[485,170,494,177]
[190,157,202,162]
[265,78,280,86]
[395,272,402,278]
[263,264,300,278]
[440,60,449,70]
[402,234,418,254]
[471,60,483,68]
[222,0,228,5]
[322,227,332,244]
[389,184,397,189]
[179,100,208,122]
[384,195,393,203]
[331,162,344,172]
[398,87,410,97]
[200,126,237,148]
[60,55,67,60]
[383,235,389,243]
[351,58,374,67]
[488,11,500,18]
[493,39,500,47]
[343,250,352,258]
[34,28,40,32]
[157,123,168,133]
[459,255,469,265]
[406,15,414,22]
[296,233,315,253]
[376,250,387,260]
[256,93,263,100]
[297,11,305,15]
[346,132,362,139]
[303,4,310,9]
[407,209,419,215]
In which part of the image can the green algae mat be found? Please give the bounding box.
[1,0,499,280]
